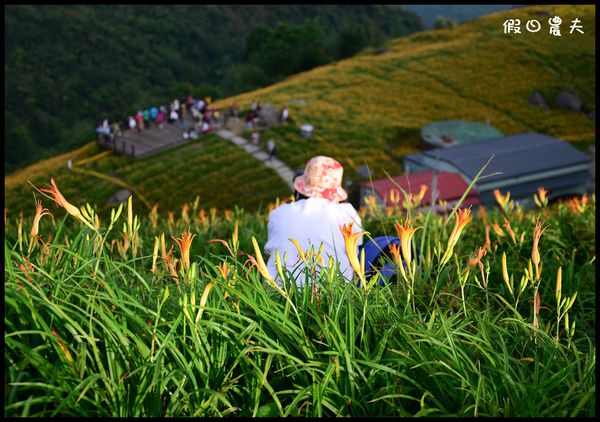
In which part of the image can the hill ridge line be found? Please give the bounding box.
[215,129,295,190]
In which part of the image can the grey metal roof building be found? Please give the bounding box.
[404,132,592,205]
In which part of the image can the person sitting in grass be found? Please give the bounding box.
[265,156,363,286]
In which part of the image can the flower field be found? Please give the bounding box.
[4,179,595,417]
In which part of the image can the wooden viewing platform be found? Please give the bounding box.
[99,119,195,159]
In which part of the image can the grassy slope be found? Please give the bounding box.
[214,4,595,178]
[5,5,595,216]
[5,137,291,217]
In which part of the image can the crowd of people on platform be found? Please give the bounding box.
[95,96,290,161]
[95,95,224,144]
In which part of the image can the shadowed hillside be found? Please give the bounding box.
[4,5,424,173]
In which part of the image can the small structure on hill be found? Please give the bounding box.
[258,104,279,127]
[107,189,132,207]
[420,120,503,149]
[404,132,592,207]
[300,124,314,137]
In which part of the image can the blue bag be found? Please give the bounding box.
[359,236,419,286]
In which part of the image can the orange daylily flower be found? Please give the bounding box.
[364,195,378,215]
[218,262,231,279]
[389,243,408,282]
[493,189,511,210]
[394,218,421,268]
[181,203,190,223]
[440,208,472,266]
[34,177,95,231]
[31,199,52,238]
[149,204,159,229]
[567,195,588,213]
[416,184,428,205]
[484,225,492,252]
[198,209,207,223]
[389,189,401,206]
[364,195,377,208]
[450,208,472,244]
[531,216,547,281]
[389,243,400,265]
[172,232,196,270]
[251,236,288,297]
[465,244,488,288]
[491,223,505,237]
[533,187,549,207]
[502,217,517,244]
[438,199,449,213]
[18,257,35,282]
[164,245,179,284]
[478,205,488,224]
[340,222,367,283]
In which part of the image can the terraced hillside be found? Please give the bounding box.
[5,4,595,216]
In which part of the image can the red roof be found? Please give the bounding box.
[362,171,479,208]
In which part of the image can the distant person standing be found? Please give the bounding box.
[142,109,150,129]
[245,111,254,129]
[111,121,121,138]
[179,112,188,130]
[150,106,158,126]
[280,106,289,124]
[267,138,276,161]
[197,98,206,113]
[156,109,165,129]
[169,109,179,124]
[135,111,144,131]
[172,99,180,113]
[128,115,137,132]
[251,130,260,145]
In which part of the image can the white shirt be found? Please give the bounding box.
[265,197,363,286]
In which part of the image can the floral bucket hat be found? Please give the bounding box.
[293,155,348,202]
